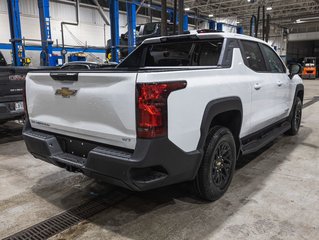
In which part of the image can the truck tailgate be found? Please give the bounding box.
[26,71,137,149]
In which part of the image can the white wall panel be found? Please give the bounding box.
[0,0,8,12]
[19,0,38,16]
[0,0,184,65]
[0,13,10,43]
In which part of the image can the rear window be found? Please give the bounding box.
[145,42,193,66]
[118,38,224,68]
[146,40,223,67]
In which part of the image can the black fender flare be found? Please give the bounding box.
[197,96,243,151]
[294,84,304,102]
[289,84,304,119]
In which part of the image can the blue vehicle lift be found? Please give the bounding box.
[126,1,136,54]
[6,0,25,66]
[37,0,54,66]
[109,0,120,62]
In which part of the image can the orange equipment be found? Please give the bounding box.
[302,57,317,79]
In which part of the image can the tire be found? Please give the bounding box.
[194,126,236,202]
[286,97,302,136]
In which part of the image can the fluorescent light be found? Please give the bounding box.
[208,14,214,17]
[266,7,272,10]
[184,7,190,11]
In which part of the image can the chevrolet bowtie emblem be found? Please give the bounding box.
[55,87,78,98]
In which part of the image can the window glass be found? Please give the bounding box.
[145,42,193,66]
[241,40,267,72]
[222,39,239,67]
[143,23,157,35]
[192,40,223,66]
[260,44,286,73]
[118,39,224,68]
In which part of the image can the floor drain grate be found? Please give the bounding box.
[3,191,128,240]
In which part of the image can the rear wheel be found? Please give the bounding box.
[286,97,302,136]
[194,126,236,201]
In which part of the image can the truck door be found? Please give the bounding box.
[259,43,291,120]
[240,40,279,133]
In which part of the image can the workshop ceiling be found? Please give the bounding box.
[59,0,319,28]
[183,0,319,27]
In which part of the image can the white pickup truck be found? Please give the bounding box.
[23,32,303,201]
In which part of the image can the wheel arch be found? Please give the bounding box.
[197,97,243,154]
[295,84,304,103]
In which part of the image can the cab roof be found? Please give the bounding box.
[142,31,267,45]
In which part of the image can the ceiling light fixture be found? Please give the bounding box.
[208,14,214,17]
[266,7,272,10]
[184,7,190,11]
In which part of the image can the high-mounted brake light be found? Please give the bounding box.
[137,81,187,138]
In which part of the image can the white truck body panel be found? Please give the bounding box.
[137,49,252,152]
[26,72,137,149]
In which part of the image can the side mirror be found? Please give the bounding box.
[288,64,301,79]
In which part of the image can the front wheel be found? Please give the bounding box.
[194,126,236,202]
[286,97,302,136]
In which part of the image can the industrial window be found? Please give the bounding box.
[241,40,267,72]
[144,39,223,67]
[260,44,286,73]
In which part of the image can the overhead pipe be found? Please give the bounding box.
[265,14,271,42]
[262,5,265,40]
[136,0,147,14]
[161,0,167,36]
[178,0,184,34]
[61,0,79,63]
[91,0,110,25]
[173,0,177,34]
[148,0,153,22]
[250,15,256,37]
[255,6,260,38]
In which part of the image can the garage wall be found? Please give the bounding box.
[0,0,153,65]
[287,40,319,63]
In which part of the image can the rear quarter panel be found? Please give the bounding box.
[137,48,253,152]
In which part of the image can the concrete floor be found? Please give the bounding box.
[1,80,319,240]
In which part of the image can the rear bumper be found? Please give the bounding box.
[0,101,24,121]
[23,123,202,191]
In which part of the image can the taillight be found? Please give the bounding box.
[137,81,187,138]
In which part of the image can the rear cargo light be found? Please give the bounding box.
[137,81,187,138]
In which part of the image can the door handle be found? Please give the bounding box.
[277,81,282,87]
[254,83,261,90]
